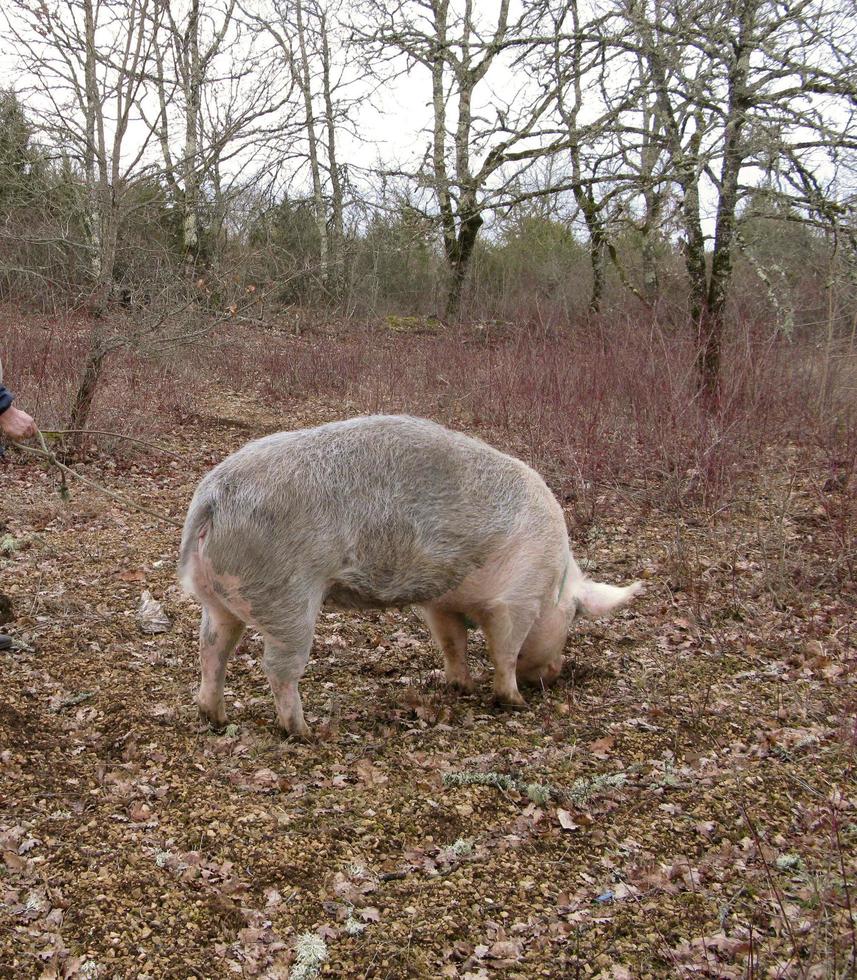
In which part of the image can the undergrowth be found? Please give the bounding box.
[5,307,855,546]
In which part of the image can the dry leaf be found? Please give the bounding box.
[557,809,579,831]
[355,759,388,786]
[588,736,615,759]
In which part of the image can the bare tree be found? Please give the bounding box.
[543,0,646,312]
[6,0,292,441]
[245,0,360,293]
[8,0,156,310]
[633,51,667,302]
[295,0,331,273]
[150,0,242,269]
[146,0,294,282]
[357,0,576,319]
[317,1,346,259]
[7,0,160,435]
[622,0,857,400]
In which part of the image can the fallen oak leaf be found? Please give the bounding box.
[249,768,284,792]
[487,940,522,960]
[612,882,638,900]
[557,809,579,832]
[3,851,29,872]
[355,759,388,786]
[264,887,283,908]
[588,736,615,759]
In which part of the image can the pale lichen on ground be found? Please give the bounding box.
[289,933,328,980]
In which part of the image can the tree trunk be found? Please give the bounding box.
[695,310,722,405]
[683,227,719,403]
[68,329,108,450]
[183,0,201,272]
[638,57,662,304]
[700,6,752,407]
[676,148,716,400]
[573,185,606,313]
[642,33,719,400]
[296,0,329,282]
[589,228,606,315]
[83,0,108,313]
[430,1,457,270]
[90,207,119,316]
[320,8,343,288]
[444,210,483,320]
[641,229,659,302]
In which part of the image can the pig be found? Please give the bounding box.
[178,415,641,737]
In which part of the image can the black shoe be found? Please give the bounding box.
[0,634,12,651]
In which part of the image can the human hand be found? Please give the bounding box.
[0,406,37,440]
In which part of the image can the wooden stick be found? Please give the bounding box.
[40,429,183,458]
[11,431,185,530]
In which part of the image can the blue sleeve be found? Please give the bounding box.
[0,386,13,415]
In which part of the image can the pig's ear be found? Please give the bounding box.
[575,580,642,619]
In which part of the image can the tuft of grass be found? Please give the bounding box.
[0,534,19,555]
[775,853,804,872]
[524,782,553,805]
[345,861,371,880]
[567,772,627,806]
[443,770,517,793]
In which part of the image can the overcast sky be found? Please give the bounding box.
[3,0,849,243]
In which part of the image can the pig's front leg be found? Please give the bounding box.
[197,604,245,726]
[420,604,475,692]
[483,606,536,707]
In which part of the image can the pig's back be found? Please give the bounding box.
[194,415,562,607]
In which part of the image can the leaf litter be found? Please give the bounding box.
[1,390,855,977]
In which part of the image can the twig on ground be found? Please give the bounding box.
[40,429,183,458]
[11,430,184,530]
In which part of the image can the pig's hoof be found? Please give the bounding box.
[198,703,227,729]
[492,691,527,709]
[448,676,477,694]
[279,722,314,743]
[430,669,475,693]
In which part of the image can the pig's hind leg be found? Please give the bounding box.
[260,596,322,740]
[420,605,475,692]
[263,634,313,739]
[197,602,245,726]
